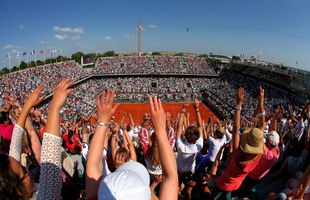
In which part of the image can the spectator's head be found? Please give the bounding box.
[114,147,130,168]
[266,131,280,148]
[0,153,35,200]
[185,126,200,144]
[240,128,264,155]
[126,124,131,132]
[0,111,10,124]
[98,161,150,200]
[214,127,225,139]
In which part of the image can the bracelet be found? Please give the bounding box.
[257,111,266,117]
[235,105,242,110]
[196,109,200,112]
[97,121,107,127]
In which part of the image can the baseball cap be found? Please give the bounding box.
[98,161,151,200]
[267,131,280,146]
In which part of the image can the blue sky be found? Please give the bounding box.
[1,0,310,71]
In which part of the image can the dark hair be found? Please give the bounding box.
[0,111,10,124]
[0,153,25,200]
[126,124,131,132]
[116,147,130,162]
[184,126,200,144]
[215,129,224,139]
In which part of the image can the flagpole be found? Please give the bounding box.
[8,52,11,73]
[17,52,20,71]
[43,49,45,65]
[27,51,29,68]
[34,50,37,67]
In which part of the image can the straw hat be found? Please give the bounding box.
[240,128,264,154]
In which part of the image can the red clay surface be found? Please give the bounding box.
[113,102,219,124]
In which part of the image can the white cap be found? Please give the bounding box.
[267,131,280,146]
[98,161,151,200]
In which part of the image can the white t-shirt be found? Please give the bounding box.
[176,136,203,173]
[293,119,308,141]
[206,136,226,162]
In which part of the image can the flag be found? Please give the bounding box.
[40,50,44,54]
[58,49,62,53]
[22,52,27,56]
[6,52,10,58]
[30,50,35,55]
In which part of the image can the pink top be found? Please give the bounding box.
[248,146,280,180]
[216,151,261,191]
[0,124,14,140]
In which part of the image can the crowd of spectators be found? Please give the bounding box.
[0,78,309,200]
[0,61,88,103]
[0,57,309,200]
[201,73,304,123]
[92,56,216,74]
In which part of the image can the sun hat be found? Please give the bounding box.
[267,131,280,146]
[240,128,264,154]
[98,161,151,200]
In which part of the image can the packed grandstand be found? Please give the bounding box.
[0,55,309,200]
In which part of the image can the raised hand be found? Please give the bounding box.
[96,89,119,123]
[183,98,191,109]
[23,84,45,110]
[258,86,264,103]
[4,94,21,108]
[236,87,244,106]
[150,96,166,131]
[50,78,75,110]
[193,98,200,110]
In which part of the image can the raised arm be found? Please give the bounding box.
[9,85,44,162]
[86,89,119,198]
[123,129,137,161]
[176,101,190,138]
[38,78,75,200]
[150,96,178,200]
[193,99,202,133]
[128,113,135,128]
[232,87,244,152]
[257,86,265,130]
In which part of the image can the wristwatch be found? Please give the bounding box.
[97,121,107,127]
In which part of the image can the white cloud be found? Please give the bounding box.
[18,25,24,30]
[147,24,158,29]
[3,44,19,49]
[53,26,84,33]
[124,33,134,39]
[71,35,81,40]
[104,36,112,40]
[40,40,48,44]
[54,34,69,40]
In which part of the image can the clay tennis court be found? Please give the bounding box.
[113,102,219,124]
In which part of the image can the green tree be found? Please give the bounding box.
[29,61,36,68]
[151,52,161,55]
[103,51,117,57]
[71,52,84,63]
[11,66,18,72]
[2,67,10,74]
[174,52,184,56]
[20,61,27,70]
[36,60,44,66]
